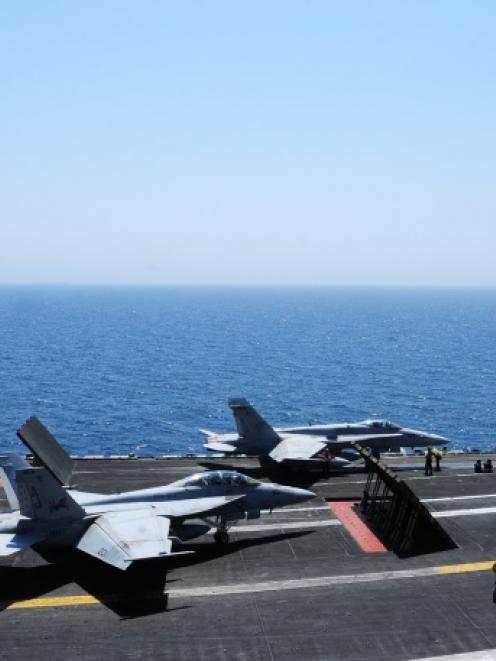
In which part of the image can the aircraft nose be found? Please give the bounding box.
[425,432,449,444]
[279,485,315,504]
[404,428,449,445]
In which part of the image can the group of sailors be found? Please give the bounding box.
[474,458,493,473]
[424,448,494,476]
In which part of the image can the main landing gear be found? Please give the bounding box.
[213,530,230,544]
[213,520,230,544]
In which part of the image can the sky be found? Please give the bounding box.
[1,1,495,286]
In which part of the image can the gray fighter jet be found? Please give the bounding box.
[203,398,449,470]
[0,418,314,571]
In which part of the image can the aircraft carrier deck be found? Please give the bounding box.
[1,454,496,661]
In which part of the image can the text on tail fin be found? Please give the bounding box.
[15,467,84,521]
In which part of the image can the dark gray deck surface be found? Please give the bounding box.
[1,455,496,661]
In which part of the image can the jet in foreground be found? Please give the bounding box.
[203,399,449,471]
[0,418,314,571]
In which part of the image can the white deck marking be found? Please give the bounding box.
[433,506,496,518]
[169,567,438,597]
[5,560,493,610]
[245,505,496,534]
[209,519,341,534]
[268,497,496,512]
[167,561,492,599]
[408,650,496,661]
[265,498,496,514]
[261,506,330,513]
[327,473,495,487]
[422,494,496,503]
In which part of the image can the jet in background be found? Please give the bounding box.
[202,398,449,471]
[0,417,314,571]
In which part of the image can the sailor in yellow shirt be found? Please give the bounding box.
[432,447,443,472]
[424,448,433,476]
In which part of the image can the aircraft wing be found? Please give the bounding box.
[153,495,245,519]
[269,436,328,463]
[77,508,173,570]
[0,530,48,557]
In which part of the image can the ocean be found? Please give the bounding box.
[0,286,494,456]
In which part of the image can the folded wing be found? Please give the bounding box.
[77,508,172,570]
[269,436,328,463]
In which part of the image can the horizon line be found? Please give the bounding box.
[0,282,496,290]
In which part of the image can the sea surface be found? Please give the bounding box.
[0,286,495,456]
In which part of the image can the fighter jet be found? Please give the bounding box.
[202,398,449,471]
[0,417,314,571]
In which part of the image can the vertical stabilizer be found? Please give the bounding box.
[15,467,84,521]
[0,454,30,511]
[17,417,73,486]
[228,398,281,453]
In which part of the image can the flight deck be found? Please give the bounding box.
[1,454,496,661]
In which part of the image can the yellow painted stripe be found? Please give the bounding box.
[435,560,494,574]
[6,595,99,609]
[2,560,495,611]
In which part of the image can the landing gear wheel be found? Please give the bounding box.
[214,531,230,545]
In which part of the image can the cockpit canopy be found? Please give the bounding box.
[363,419,401,431]
[182,470,259,488]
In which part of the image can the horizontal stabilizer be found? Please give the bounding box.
[0,530,48,557]
[199,429,216,438]
[0,454,31,511]
[269,436,328,463]
[17,416,73,485]
[204,441,238,454]
[77,509,172,570]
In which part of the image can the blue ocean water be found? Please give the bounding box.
[0,286,495,456]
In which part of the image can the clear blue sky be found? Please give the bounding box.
[1,1,495,285]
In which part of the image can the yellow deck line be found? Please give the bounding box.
[435,560,494,574]
[6,595,99,609]
[2,559,494,611]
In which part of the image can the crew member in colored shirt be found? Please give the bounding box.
[424,447,433,476]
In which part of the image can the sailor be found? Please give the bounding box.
[432,448,442,472]
[424,447,433,476]
[321,447,332,476]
